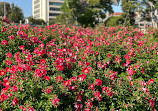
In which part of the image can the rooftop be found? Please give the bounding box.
[106,12,123,16]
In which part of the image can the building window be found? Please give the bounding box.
[140,24,144,26]
[49,2,63,6]
[49,13,60,16]
[34,9,40,14]
[49,18,54,21]
[50,7,61,11]
[34,14,40,18]
[34,4,40,9]
[34,0,39,4]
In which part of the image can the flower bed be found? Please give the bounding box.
[0,18,158,111]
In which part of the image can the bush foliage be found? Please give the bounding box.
[105,16,124,27]
[0,17,158,111]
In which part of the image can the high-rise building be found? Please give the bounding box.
[32,0,64,22]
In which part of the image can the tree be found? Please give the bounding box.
[52,1,76,25]
[118,0,158,28]
[51,14,75,25]
[8,4,24,23]
[0,2,11,17]
[121,0,139,26]
[139,0,158,28]
[28,16,45,25]
[62,0,119,27]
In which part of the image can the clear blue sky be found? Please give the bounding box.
[0,0,122,18]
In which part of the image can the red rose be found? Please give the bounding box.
[1,40,8,45]
[78,74,86,81]
[82,67,89,73]
[12,98,19,106]
[44,76,50,81]
[96,79,102,86]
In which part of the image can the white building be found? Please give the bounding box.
[32,0,64,22]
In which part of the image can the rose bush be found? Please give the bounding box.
[0,17,158,111]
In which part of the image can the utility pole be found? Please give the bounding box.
[4,0,6,16]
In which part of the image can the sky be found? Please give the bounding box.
[0,0,122,18]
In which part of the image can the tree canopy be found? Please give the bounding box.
[121,0,139,26]
[139,0,158,28]
[61,0,119,27]
[120,0,158,27]
[8,4,24,23]
[0,2,11,17]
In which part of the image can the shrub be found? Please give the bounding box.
[28,17,45,25]
[105,16,124,27]
[0,17,157,111]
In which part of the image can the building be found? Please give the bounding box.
[32,0,64,22]
[105,12,123,21]
[106,12,123,16]
[104,12,153,29]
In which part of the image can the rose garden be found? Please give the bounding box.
[0,17,158,111]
